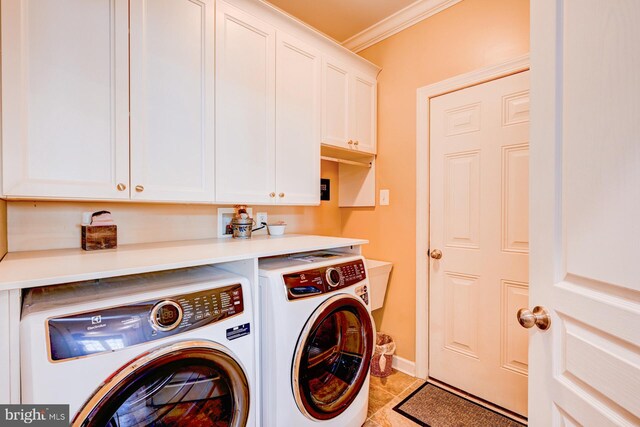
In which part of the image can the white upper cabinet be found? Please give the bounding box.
[1,0,377,206]
[275,33,321,205]
[2,0,130,199]
[129,0,215,202]
[351,74,376,153]
[1,0,214,203]
[215,2,276,205]
[322,60,350,148]
[215,2,320,206]
[322,58,377,154]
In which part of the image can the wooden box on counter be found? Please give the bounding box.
[82,225,117,250]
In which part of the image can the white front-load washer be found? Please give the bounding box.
[21,266,256,427]
[258,251,374,427]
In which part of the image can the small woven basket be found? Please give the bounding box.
[370,332,395,378]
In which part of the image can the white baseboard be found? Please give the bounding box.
[391,355,416,377]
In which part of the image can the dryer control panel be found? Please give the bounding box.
[47,284,244,361]
[283,260,367,300]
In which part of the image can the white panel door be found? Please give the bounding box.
[1,0,130,200]
[350,74,376,154]
[275,33,321,206]
[215,1,276,205]
[529,1,640,425]
[130,0,214,202]
[430,71,530,416]
[322,58,350,149]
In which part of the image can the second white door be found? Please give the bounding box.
[429,71,530,416]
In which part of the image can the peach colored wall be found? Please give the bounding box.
[346,0,530,361]
[7,161,341,252]
[0,200,7,257]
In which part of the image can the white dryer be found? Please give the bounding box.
[21,266,256,427]
[258,251,374,427]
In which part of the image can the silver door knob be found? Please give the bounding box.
[430,249,442,260]
[517,306,551,330]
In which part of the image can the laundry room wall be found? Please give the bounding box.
[7,161,342,252]
[344,0,530,363]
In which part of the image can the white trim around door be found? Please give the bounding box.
[414,54,530,379]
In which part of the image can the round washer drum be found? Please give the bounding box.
[292,295,374,421]
[74,341,250,427]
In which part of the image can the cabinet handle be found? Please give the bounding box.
[135,185,144,192]
[354,140,359,146]
[279,193,285,198]
[117,183,127,191]
[269,192,276,198]
[347,140,353,145]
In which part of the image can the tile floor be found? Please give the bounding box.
[363,369,425,426]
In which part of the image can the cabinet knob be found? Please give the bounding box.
[269,192,276,198]
[279,193,285,198]
[347,140,354,145]
[354,140,359,146]
[117,183,127,191]
[135,185,144,192]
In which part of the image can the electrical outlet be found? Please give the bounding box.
[256,212,268,226]
[380,189,390,206]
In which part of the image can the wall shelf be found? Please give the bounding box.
[321,145,376,207]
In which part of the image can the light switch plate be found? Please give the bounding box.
[380,189,390,206]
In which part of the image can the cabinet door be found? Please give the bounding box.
[275,33,321,205]
[351,74,377,154]
[322,59,351,149]
[215,2,276,204]
[130,0,215,202]
[1,0,130,199]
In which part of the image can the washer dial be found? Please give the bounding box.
[150,300,183,331]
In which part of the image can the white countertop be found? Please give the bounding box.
[0,234,367,291]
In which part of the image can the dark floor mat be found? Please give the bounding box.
[393,382,526,427]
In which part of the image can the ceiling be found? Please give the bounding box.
[264,0,418,43]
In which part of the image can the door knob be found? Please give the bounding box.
[279,192,285,198]
[116,183,127,191]
[354,140,359,146]
[347,140,354,145]
[517,306,551,330]
[269,192,276,198]
[430,249,442,260]
[135,185,144,192]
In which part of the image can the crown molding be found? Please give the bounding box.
[341,0,463,53]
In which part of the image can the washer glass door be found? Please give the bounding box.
[293,294,374,420]
[73,341,249,427]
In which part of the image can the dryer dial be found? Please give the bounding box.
[325,268,343,288]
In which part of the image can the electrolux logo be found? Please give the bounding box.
[0,405,68,426]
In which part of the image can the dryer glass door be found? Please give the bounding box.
[73,341,249,427]
[293,294,374,420]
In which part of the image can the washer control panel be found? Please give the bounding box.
[283,260,367,300]
[47,284,244,361]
